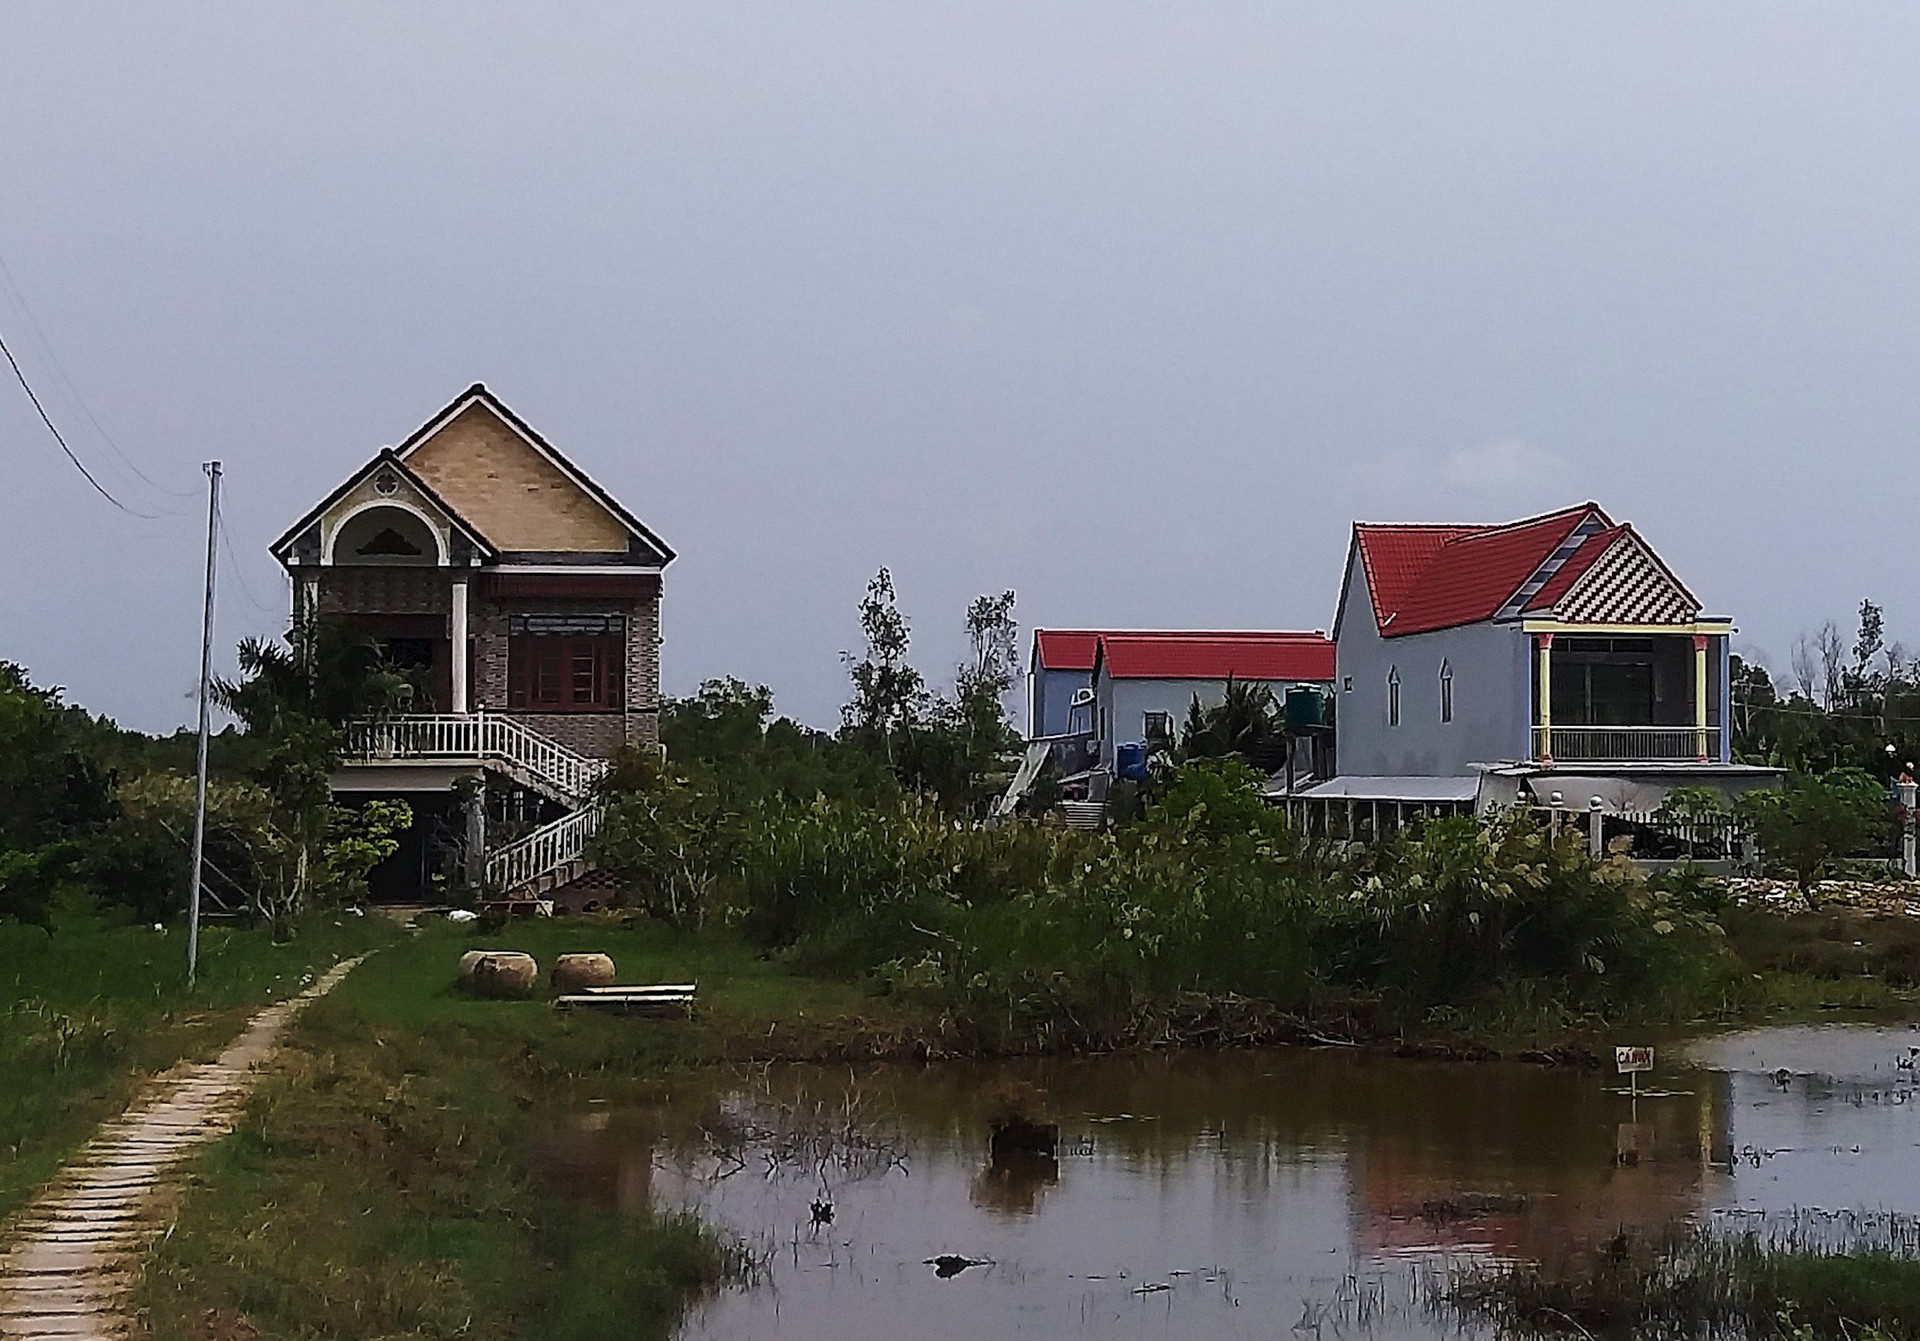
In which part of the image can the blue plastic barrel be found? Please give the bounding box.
[1116,742,1148,780]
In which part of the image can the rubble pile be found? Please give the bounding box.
[1726,877,1920,918]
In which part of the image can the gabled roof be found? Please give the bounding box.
[1526,524,1702,624]
[1093,631,1336,682]
[395,383,675,564]
[1352,503,1611,638]
[269,448,498,564]
[1522,523,1625,613]
[1033,630,1105,672]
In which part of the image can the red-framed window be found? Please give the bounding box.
[507,614,625,711]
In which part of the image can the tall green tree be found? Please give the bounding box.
[1736,769,1889,904]
[214,616,413,934]
[0,664,113,926]
[842,568,924,767]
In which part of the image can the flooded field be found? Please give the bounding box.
[543,1023,1920,1339]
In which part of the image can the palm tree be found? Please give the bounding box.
[1160,677,1286,769]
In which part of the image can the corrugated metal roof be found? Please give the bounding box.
[1033,630,1104,672]
[1096,631,1335,682]
[1033,629,1331,674]
[1289,775,1482,802]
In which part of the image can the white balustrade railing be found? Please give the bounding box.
[344,713,608,801]
[486,805,601,895]
[1532,725,1709,762]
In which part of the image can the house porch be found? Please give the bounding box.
[1528,623,1730,765]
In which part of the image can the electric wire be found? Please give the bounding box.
[0,249,196,500]
[212,490,284,620]
[0,324,174,518]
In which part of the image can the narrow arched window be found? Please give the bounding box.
[1440,659,1454,723]
[1387,665,1401,727]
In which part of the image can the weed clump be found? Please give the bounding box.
[1451,1226,1920,1339]
[596,756,1733,1048]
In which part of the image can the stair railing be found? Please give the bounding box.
[344,711,609,801]
[486,805,602,895]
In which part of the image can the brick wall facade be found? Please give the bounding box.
[316,567,450,618]
[314,568,660,762]
[469,591,661,758]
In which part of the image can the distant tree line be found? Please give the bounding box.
[0,617,412,932]
[1734,599,1920,779]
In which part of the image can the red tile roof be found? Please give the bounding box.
[1354,504,1608,638]
[1095,632,1336,682]
[1523,525,1625,614]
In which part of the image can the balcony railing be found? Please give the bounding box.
[1532,725,1709,763]
[342,713,608,802]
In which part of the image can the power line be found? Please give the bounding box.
[0,250,195,500]
[0,325,171,519]
[213,490,284,619]
[1733,693,1920,726]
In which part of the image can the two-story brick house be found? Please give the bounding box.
[270,384,672,903]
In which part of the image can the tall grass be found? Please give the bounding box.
[1452,1225,1920,1339]
[596,759,1733,1048]
[135,921,768,1341]
[0,896,395,1218]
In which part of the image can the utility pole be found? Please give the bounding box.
[187,461,222,989]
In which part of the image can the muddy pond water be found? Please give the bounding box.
[543,1023,1920,1339]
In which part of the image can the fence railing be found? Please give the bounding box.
[343,713,608,801]
[1522,803,1749,863]
[486,805,601,895]
[1532,725,1708,763]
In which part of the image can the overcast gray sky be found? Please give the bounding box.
[3,5,1917,732]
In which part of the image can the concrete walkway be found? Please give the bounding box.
[0,956,366,1341]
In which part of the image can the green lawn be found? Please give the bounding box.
[132,914,920,1341]
[0,898,396,1220]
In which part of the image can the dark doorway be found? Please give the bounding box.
[359,790,461,903]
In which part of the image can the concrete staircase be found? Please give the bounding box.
[344,713,610,900]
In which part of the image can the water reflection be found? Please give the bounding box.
[541,1106,654,1215]
[540,1027,1920,1340]
[972,1150,1059,1216]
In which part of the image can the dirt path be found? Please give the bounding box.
[0,955,367,1341]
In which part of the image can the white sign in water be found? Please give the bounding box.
[1615,1045,1655,1074]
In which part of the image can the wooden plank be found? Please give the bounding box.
[553,994,693,1015]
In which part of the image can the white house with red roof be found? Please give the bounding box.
[1322,502,1776,811]
[1027,629,1335,775]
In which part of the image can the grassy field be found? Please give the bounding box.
[0,898,397,1221]
[131,915,920,1341]
[7,898,1916,1339]
[1452,1225,1920,1338]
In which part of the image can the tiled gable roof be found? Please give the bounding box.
[1536,525,1701,624]
[1353,504,1608,638]
[1522,524,1625,614]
